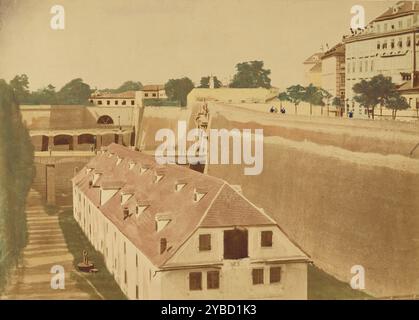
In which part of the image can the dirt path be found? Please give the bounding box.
[1,189,97,300]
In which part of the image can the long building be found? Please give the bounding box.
[343,0,419,117]
[72,143,310,300]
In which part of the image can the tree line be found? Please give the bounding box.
[10,60,272,107]
[278,75,410,120]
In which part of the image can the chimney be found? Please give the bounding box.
[123,207,130,220]
[160,238,167,254]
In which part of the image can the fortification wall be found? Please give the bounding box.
[203,104,419,297]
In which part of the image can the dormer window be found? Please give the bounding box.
[116,156,123,166]
[86,167,93,174]
[93,172,102,185]
[175,179,187,192]
[155,214,171,232]
[136,205,148,217]
[129,162,136,170]
[154,168,166,183]
[194,188,207,202]
[121,192,133,205]
[154,174,164,183]
[140,164,152,174]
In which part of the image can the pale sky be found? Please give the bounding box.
[0,0,394,91]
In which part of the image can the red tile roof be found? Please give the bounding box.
[141,84,165,91]
[73,144,276,267]
[374,1,419,22]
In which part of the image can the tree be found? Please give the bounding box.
[164,77,195,107]
[9,74,30,103]
[56,78,91,105]
[332,97,343,117]
[303,84,324,116]
[284,85,305,115]
[229,60,271,88]
[0,79,34,289]
[114,81,143,93]
[277,91,290,108]
[319,89,332,116]
[198,76,222,88]
[29,85,57,105]
[385,94,410,120]
[353,75,398,120]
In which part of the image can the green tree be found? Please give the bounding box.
[229,60,271,88]
[385,94,410,120]
[277,91,290,108]
[0,80,34,290]
[353,75,398,120]
[164,77,195,107]
[29,84,57,105]
[114,81,143,93]
[284,85,305,115]
[9,74,30,103]
[198,76,222,88]
[303,84,324,116]
[319,89,332,116]
[57,78,91,105]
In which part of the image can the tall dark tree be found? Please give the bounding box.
[0,80,34,290]
[9,74,30,103]
[57,78,91,105]
[303,84,324,116]
[199,76,222,88]
[164,77,195,107]
[229,60,271,89]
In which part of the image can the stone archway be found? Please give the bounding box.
[53,134,73,150]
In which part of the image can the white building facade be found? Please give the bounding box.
[344,1,419,118]
[72,144,310,300]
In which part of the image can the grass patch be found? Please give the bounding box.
[58,208,126,300]
[308,264,372,300]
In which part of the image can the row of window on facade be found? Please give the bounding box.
[189,266,282,291]
[375,18,413,34]
[92,99,135,106]
[376,37,418,50]
[347,59,374,74]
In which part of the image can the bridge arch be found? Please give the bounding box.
[97,115,114,125]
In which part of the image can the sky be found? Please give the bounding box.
[0,0,394,91]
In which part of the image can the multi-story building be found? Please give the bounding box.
[72,143,310,300]
[343,0,419,117]
[303,52,323,87]
[321,43,346,101]
[141,84,166,99]
[89,91,137,107]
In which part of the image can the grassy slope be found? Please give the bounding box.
[308,264,372,300]
[58,208,126,300]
